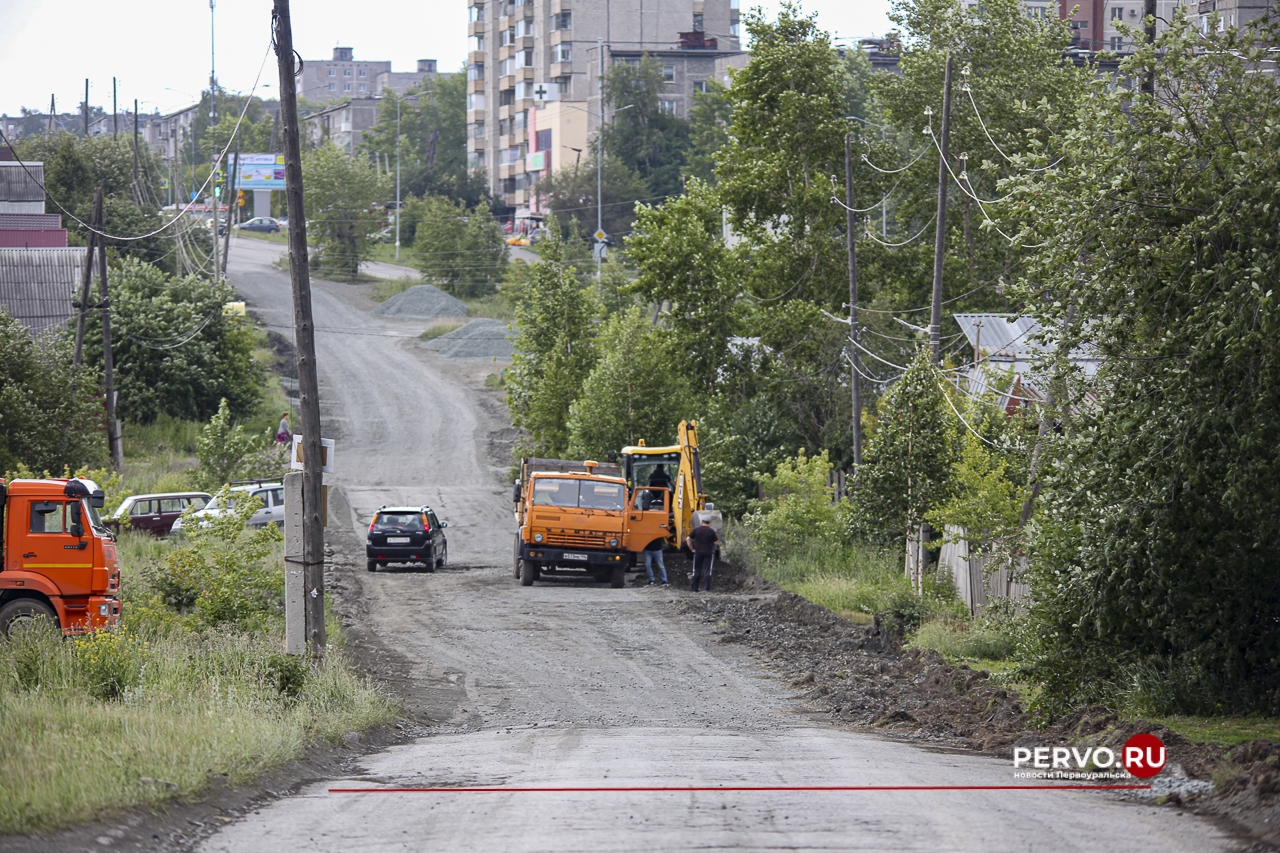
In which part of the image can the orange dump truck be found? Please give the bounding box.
[0,477,121,635]
[512,458,670,588]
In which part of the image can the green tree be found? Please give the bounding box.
[194,398,259,490]
[302,142,389,279]
[850,348,957,546]
[539,152,649,240]
[596,255,634,318]
[408,195,508,297]
[626,179,742,392]
[507,223,599,457]
[566,307,691,458]
[744,449,843,564]
[82,258,264,424]
[0,310,106,474]
[684,81,733,185]
[1015,17,1280,716]
[601,56,691,198]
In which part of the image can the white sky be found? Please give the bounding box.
[0,1,893,118]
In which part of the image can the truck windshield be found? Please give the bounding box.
[531,478,625,511]
[81,498,109,535]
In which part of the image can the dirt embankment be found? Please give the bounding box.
[679,559,1280,849]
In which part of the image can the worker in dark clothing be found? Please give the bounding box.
[644,464,672,510]
[687,517,720,592]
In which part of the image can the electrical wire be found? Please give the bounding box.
[862,215,936,247]
[860,143,931,175]
[936,374,1002,447]
[961,83,1064,173]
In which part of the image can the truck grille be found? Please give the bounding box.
[545,531,609,549]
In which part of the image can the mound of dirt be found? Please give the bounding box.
[420,318,515,359]
[373,284,468,319]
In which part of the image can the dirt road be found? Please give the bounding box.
[210,238,1232,852]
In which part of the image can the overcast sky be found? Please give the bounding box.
[0,0,893,118]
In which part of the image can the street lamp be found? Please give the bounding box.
[846,114,889,236]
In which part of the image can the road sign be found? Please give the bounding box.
[160,178,169,190]
[594,229,607,242]
[237,189,246,207]
[290,436,335,474]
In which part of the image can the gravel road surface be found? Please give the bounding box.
[209,236,1234,853]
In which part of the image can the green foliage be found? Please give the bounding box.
[506,222,599,457]
[72,629,144,700]
[566,307,691,459]
[911,615,1016,661]
[601,55,692,198]
[684,81,733,184]
[627,179,743,392]
[360,73,489,206]
[0,311,106,474]
[1013,17,1280,717]
[302,143,389,279]
[81,258,264,425]
[194,398,275,490]
[596,256,634,318]
[408,195,508,297]
[742,449,845,564]
[539,153,650,240]
[850,348,957,544]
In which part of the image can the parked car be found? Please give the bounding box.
[171,481,286,533]
[106,492,212,536]
[236,216,281,234]
[206,216,228,236]
[366,505,448,572]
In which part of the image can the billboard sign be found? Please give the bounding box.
[234,154,286,190]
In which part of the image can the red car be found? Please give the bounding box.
[106,492,212,536]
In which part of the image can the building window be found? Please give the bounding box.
[516,18,534,37]
[499,57,514,76]
[1111,6,1123,19]
[344,83,351,91]
[328,83,336,91]
[692,80,708,93]
[1110,36,1124,50]
[499,117,511,136]
[520,49,534,67]
[1026,5,1046,17]
[471,122,487,139]
[344,69,352,77]
[662,65,675,82]
[468,3,485,23]
[469,34,485,52]
[359,68,367,77]
[536,129,552,151]
[469,63,486,81]
[552,11,571,30]
[658,100,677,114]
[502,177,516,195]
[499,88,515,106]
[514,110,527,130]
[468,92,486,110]
[617,57,641,66]
[555,44,572,63]
[502,27,516,46]
[359,84,366,91]
[469,151,485,170]
[328,69,335,76]
[731,21,740,36]
[692,13,704,31]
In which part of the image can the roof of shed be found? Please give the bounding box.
[0,247,85,337]
[0,162,47,203]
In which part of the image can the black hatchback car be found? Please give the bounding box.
[366,506,448,572]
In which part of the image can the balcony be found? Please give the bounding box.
[550,61,573,78]
[552,0,570,11]
[468,21,485,36]
[468,137,486,153]
[467,109,486,123]
[500,74,515,90]
[517,66,535,82]
[468,50,486,64]
[468,78,486,94]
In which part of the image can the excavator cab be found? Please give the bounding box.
[620,421,722,551]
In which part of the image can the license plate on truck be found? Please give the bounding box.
[387,537,411,544]
[562,553,588,561]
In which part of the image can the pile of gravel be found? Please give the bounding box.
[420,318,516,359]
[373,284,468,319]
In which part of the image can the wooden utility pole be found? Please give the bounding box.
[83,79,89,137]
[112,78,118,138]
[1141,0,1157,95]
[94,198,123,470]
[929,54,954,365]
[132,99,141,205]
[221,136,239,275]
[48,95,55,133]
[844,132,863,467]
[275,0,326,654]
[73,189,102,366]
[211,161,221,283]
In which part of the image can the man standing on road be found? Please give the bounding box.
[643,540,668,586]
[687,518,719,592]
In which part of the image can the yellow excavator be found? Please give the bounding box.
[619,420,723,553]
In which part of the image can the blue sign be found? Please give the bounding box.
[190,191,198,201]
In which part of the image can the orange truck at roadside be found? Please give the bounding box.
[0,477,121,636]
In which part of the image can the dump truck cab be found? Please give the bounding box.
[0,477,121,635]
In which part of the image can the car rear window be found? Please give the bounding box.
[375,513,424,531]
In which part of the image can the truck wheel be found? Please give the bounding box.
[520,559,538,586]
[610,565,625,588]
[367,560,378,572]
[0,599,59,637]
[513,535,522,578]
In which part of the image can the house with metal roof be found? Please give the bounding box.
[951,313,1101,413]
[0,247,84,337]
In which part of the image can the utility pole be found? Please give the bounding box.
[209,0,218,127]
[48,95,55,133]
[83,79,89,137]
[222,136,238,274]
[596,37,604,280]
[132,99,141,205]
[112,78,118,139]
[94,195,123,471]
[845,132,863,467]
[395,95,401,262]
[1141,0,1157,95]
[929,54,954,366]
[275,0,326,655]
[73,188,101,366]
[211,161,221,282]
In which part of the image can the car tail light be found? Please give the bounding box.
[421,513,431,533]
[369,517,378,532]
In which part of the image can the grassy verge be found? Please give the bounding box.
[419,320,468,341]
[1148,716,1280,747]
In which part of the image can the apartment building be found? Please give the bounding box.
[466,0,744,220]
[300,47,442,102]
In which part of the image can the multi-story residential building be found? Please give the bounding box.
[299,48,443,103]
[467,0,745,222]
[302,97,384,154]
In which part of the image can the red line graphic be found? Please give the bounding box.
[329,784,1152,794]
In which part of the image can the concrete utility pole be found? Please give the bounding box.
[48,95,55,133]
[73,188,101,366]
[132,99,141,205]
[274,0,326,655]
[83,79,89,137]
[209,0,218,127]
[597,37,604,280]
[845,133,863,466]
[112,78,118,139]
[929,54,954,366]
[222,136,239,274]
[395,95,401,262]
[211,162,221,282]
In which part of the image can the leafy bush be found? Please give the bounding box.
[73,630,144,700]
[742,449,845,564]
[303,143,388,279]
[194,398,283,490]
[409,195,508,297]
